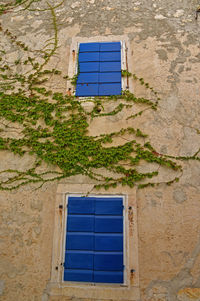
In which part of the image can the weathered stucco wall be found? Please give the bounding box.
[0,0,200,300]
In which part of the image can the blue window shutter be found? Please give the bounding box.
[76,42,122,97]
[64,196,124,283]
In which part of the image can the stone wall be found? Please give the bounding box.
[0,0,200,300]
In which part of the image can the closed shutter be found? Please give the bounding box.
[64,196,124,283]
[76,42,121,97]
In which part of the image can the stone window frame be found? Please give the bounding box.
[67,35,133,96]
[48,183,140,300]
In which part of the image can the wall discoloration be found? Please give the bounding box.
[0,187,56,300]
[138,186,200,301]
[144,233,200,301]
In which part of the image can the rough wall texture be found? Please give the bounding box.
[0,0,200,300]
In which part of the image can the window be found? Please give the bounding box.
[64,196,124,283]
[76,42,122,97]
[50,184,140,299]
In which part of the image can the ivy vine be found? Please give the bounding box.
[0,0,199,191]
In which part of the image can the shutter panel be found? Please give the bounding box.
[95,234,123,251]
[99,52,121,62]
[100,61,121,72]
[100,42,121,51]
[76,42,121,97]
[64,196,124,283]
[64,251,93,269]
[94,197,124,283]
[79,42,100,52]
[94,252,123,271]
[66,233,94,250]
[79,52,100,62]
[64,269,93,282]
[68,196,95,214]
[94,271,123,283]
[95,197,123,214]
[99,83,121,96]
[64,197,95,282]
[77,73,99,84]
[99,72,121,83]
[95,216,123,233]
[67,215,94,232]
[79,62,99,72]
[76,84,99,97]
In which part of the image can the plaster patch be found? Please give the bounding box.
[174,10,184,18]
[71,1,80,9]
[0,259,27,278]
[156,49,168,61]
[30,199,43,212]
[31,20,43,29]
[59,24,80,40]
[173,187,187,204]
[105,27,112,35]
[154,14,166,20]
[180,127,200,157]
[66,17,73,23]
[11,16,24,22]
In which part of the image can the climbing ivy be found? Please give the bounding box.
[0,0,199,191]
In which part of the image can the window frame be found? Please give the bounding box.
[62,194,128,286]
[49,183,140,300]
[68,40,127,98]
